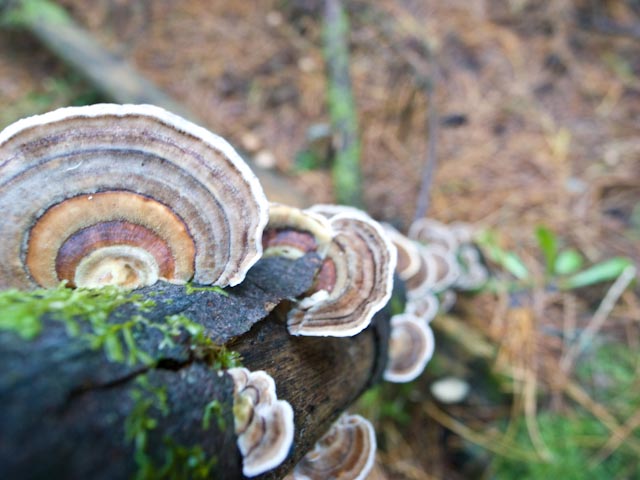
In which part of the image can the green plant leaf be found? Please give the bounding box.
[535,226,558,275]
[560,257,633,290]
[502,252,530,280]
[554,249,584,276]
[476,230,529,280]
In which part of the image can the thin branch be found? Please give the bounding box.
[413,84,438,222]
[561,265,637,371]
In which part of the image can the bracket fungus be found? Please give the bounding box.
[382,223,421,282]
[384,313,435,383]
[290,413,376,480]
[408,218,458,253]
[287,206,397,337]
[424,245,460,293]
[0,104,268,290]
[404,244,438,297]
[405,291,439,324]
[262,204,334,260]
[228,367,295,477]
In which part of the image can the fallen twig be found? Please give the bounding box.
[560,265,637,371]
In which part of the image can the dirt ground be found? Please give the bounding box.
[1,0,639,478]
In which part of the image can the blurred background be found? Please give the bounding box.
[1,0,639,478]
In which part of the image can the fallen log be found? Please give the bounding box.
[0,253,391,479]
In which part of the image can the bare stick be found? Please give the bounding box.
[413,84,438,222]
[560,265,637,371]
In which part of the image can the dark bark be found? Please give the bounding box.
[0,253,391,479]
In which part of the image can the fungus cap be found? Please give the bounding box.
[292,413,376,480]
[408,218,458,253]
[262,203,333,260]
[404,244,438,297]
[228,368,294,477]
[0,104,268,289]
[439,289,457,314]
[384,313,435,383]
[424,245,460,293]
[382,224,421,281]
[431,376,471,404]
[287,207,396,337]
[405,291,439,324]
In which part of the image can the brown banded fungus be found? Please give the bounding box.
[287,207,397,337]
[384,313,435,383]
[291,413,376,480]
[382,224,421,281]
[262,204,333,260]
[408,218,458,253]
[228,367,294,477]
[405,291,439,324]
[404,244,438,298]
[424,245,460,293]
[0,104,268,289]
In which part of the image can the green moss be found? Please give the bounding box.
[159,314,242,369]
[202,400,225,431]
[0,284,157,365]
[155,439,218,480]
[0,284,154,340]
[125,374,220,480]
[0,285,241,369]
[125,376,169,478]
[2,284,237,478]
[490,411,639,479]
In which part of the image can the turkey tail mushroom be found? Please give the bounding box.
[408,218,458,253]
[382,223,422,282]
[289,413,376,480]
[262,204,334,260]
[228,367,294,478]
[287,207,396,337]
[0,104,268,290]
[384,313,435,383]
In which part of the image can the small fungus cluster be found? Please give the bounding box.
[0,104,487,479]
[382,220,488,383]
[228,368,294,477]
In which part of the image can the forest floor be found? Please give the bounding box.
[1,0,639,478]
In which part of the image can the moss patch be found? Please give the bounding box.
[0,284,241,369]
[125,375,219,480]
[0,284,154,341]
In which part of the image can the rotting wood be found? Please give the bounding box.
[0,253,392,479]
[1,0,307,207]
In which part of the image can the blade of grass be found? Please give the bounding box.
[323,0,363,207]
[535,226,558,276]
[560,257,633,290]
